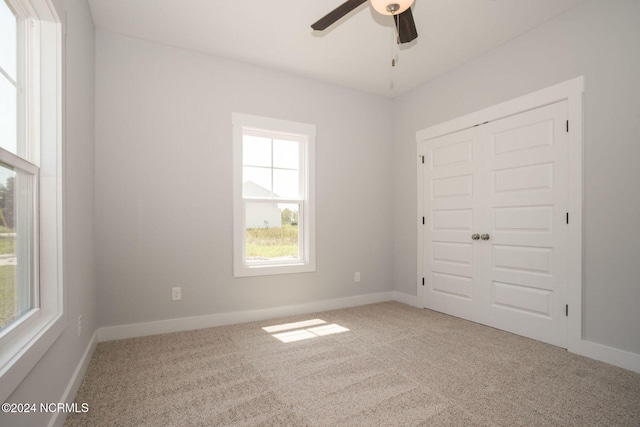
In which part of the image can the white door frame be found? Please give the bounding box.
[417,76,584,354]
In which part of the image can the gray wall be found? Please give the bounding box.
[94,30,395,327]
[392,0,640,355]
[0,0,97,426]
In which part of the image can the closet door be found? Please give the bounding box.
[422,127,485,322]
[422,101,569,348]
[481,101,569,347]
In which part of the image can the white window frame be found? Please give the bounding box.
[0,0,63,402]
[233,113,316,277]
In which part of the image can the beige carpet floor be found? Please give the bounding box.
[65,302,640,426]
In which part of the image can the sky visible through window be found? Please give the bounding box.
[0,0,17,156]
[243,134,300,199]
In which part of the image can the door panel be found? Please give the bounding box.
[432,209,473,231]
[492,281,552,317]
[432,139,473,167]
[493,205,553,231]
[432,241,473,265]
[432,272,473,300]
[432,175,473,199]
[493,163,554,193]
[493,120,553,154]
[493,245,553,275]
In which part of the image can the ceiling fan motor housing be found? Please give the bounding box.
[370,0,414,16]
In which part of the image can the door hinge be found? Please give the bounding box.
[565,304,569,316]
[566,120,569,132]
[566,212,569,224]
[422,277,425,286]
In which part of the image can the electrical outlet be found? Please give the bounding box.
[172,287,182,301]
[77,315,82,337]
[354,272,361,283]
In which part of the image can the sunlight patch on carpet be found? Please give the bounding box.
[263,319,350,343]
[262,318,327,333]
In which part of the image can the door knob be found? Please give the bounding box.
[481,234,490,240]
[471,234,480,240]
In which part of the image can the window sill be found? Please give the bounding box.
[0,312,65,402]
[234,261,316,278]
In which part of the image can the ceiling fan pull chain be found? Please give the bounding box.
[389,21,397,91]
[393,14,400,45]
[391,17,395,66]
[391,18,399,67]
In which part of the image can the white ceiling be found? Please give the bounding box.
[87,0,587,98]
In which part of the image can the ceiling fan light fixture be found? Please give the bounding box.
[370,0,414,16]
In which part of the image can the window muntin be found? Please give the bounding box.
[233,114,315,277]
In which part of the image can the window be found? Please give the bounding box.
[0,0,63,402]
[0,0,36,337]
[233,113,315,277]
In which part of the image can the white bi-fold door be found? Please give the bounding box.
[422,101,569,348]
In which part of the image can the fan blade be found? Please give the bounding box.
[311,0,368,31]
[394,7,418,44]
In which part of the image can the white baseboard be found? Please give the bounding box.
[392,291,420,307]
[49,329,99,427]
[579,339,640,374]
[98,292,394,342]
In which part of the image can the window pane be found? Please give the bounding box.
[245,202,299,261]
[0,0,17,81]
[243,167,271,197]
[273,139,299,169]
[0,165,34,331]
[0,76,17,155]
[243,134,271,167]
[273,169,300,199]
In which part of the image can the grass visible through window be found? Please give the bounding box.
[0,227,16,329]
[246,225,299,260]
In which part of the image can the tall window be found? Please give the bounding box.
[233,113,315,277]
[0,0,36,335]
[0,0,63,402]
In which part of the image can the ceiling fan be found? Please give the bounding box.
[311,0,418,44]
